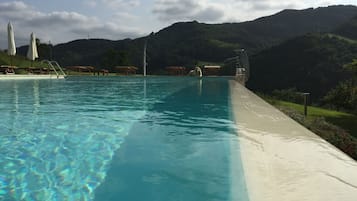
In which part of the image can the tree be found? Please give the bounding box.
[344,59,357,84]
[323,80,357,113]
[101,49,130,71]
[36,38,41,47]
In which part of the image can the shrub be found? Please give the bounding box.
[272,88,305,104]
[323,80,357,114]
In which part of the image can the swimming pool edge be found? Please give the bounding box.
[229,80,357,201]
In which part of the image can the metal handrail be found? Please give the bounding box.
[50,61,66,76]
[41,60,66,78]
[41,60,58,77]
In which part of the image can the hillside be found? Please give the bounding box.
[335,15,357,40]
[247,33,356,100]
[0,51,45,68]
[15,5,357,73]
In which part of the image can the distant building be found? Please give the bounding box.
[93,69,109,76]
[166,66,186,75]
[203,65,221,76]
[66,66,95,73]
[115,66,138,75]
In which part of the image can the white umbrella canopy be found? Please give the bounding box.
[7,22,16,56]
[27,32,39,61]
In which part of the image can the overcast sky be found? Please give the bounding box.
[0,0,356,49]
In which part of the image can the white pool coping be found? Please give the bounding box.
[229,81,357,201]
[0,74,65,80]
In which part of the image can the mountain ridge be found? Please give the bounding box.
[15,5,357,72]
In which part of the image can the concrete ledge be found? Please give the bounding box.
[229,81,357,201]
[0,75,65,80]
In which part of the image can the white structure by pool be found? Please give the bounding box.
[230,81,357,201]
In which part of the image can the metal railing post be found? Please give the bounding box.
[302,93,310,116]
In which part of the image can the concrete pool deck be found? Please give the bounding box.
[0,74,65,80]
[229,81,357,201]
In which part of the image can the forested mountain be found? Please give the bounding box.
[247,8,357,101]
[335,15,357,40]
[247,33,356,99]
[15,5,357,74]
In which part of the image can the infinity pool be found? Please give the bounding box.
[0,77,248,201]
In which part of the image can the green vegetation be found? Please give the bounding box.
[322,59,357,113]
[271,99,357,135]
[0,51,46,69]
[101,48,129,71]
[344,58,357,76]
[323,80,357,113]
[264,97,357,160]
[247,33,356,100]
[326,33,357,44]
[335,15,357,40]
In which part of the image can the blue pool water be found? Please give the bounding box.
[0,77,248,201]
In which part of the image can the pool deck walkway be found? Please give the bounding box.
[0,74,65,80]
[230,81,357,201]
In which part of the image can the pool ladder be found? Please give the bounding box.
[41,60,67,78]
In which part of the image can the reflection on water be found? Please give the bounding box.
[0,77,247,201]
[0,77,202,201]
[13,82,18,113]
[94,77,248,201]
[33,80,40,114]
[198,79,202,96]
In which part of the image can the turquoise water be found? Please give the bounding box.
[0,77,248,201]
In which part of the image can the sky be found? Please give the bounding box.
[0,0,356,49]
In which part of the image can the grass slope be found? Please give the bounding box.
[266,97,357,160]
[0,51,46,68]
[274,100,357,136]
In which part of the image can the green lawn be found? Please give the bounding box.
[0,51,46,68]
[270,99,357,137]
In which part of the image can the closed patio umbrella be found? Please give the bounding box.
[7,22,16,66]
[27,32,38,66]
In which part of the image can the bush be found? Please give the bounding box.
[323,79,357,114]
[272,88,305,103]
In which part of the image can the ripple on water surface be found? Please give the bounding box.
[0,77,248,201]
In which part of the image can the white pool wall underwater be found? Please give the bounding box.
[229,80,357,201]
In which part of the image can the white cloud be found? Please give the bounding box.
[152,0,303,23]
[0,1,143,49]
[0,1,27,11]
[219,0,306,22]
[83,0,141,10]
[153,0,225,23]
[112,12,139,23]
[102,0,141,8]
